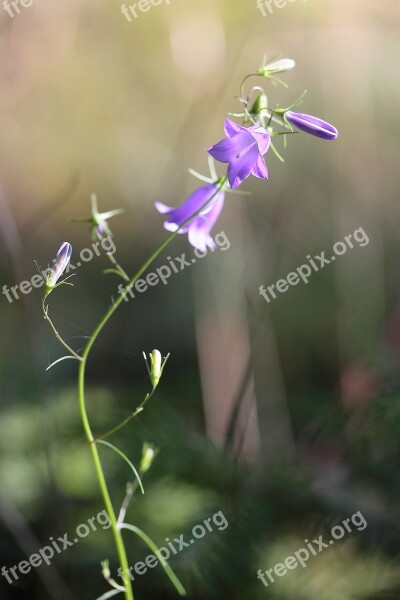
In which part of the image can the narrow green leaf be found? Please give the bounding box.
[103,268,126,279]
[46,355,80,371]
[96,440,144,495]
[120,523,187,596]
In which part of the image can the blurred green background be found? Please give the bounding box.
[1,0,400,598]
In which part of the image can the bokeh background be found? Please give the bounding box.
[1,0,400,598]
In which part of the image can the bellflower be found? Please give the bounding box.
[71,194,124,240]
[208,119,271,189]
[155,183,225,252]
[285,111,338,140]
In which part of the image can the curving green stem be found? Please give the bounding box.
[77,178,227,600]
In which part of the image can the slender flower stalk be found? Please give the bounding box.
[76,179,226,600]
[42,299,82,362]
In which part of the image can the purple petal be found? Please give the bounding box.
[285,111,338,140]
[227,144,260,189]
[154,201,173,215]
[155,184,218,229]
[249,126,271,155]
[250,155,268,180]
[208,131,253,163]
[187,195,225,251]
[48,242,72,286]
[224,118,247,138]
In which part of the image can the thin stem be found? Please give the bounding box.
[76,178,227,600]
[118,478,140,526]
[104,249,130,283]
[94,389,155,443]
[78,360,134,600]
[42,299,82,361]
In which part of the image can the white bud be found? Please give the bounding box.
[262,58,296,74]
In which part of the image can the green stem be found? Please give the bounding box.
[94,389,154,443]
[78,361,133,599]
[76,178,227,599]
[43,299,83,361]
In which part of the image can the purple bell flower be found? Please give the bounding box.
[285,111,338,140]
[208,119,271,189]
[155,183,225,252]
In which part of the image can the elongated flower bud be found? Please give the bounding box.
[149,349,162,388]
[259,58,296,75]
[249,92,268,118]
[45,242,72,294]
[140,443,157,474]
[143,349,170,389]
[285,111,338,140]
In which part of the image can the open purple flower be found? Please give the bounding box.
[285,111,338,140]
[155,183,225,252]
[208,119,271,189]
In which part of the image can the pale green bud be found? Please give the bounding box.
[143,349,170,389]
[140,443,157,474]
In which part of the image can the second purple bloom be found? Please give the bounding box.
[155,183,225,253]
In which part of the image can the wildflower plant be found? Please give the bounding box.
[41,56,337,600]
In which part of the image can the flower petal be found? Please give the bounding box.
[249,127,271,155]
[154,201,173,215]
[187,195,224,251]
[208,131,253,163]
[156,184,218,228]
[250,155,268,180]
[224,118,247,138]
[227,144,260,189]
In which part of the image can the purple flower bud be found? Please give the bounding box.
[285,111,338,140]
[46,242,72,288]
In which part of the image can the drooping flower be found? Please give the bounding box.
[208,119,271,189]
[155,183,225,252]
[285,111,338,140]
[71,194,124,240]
